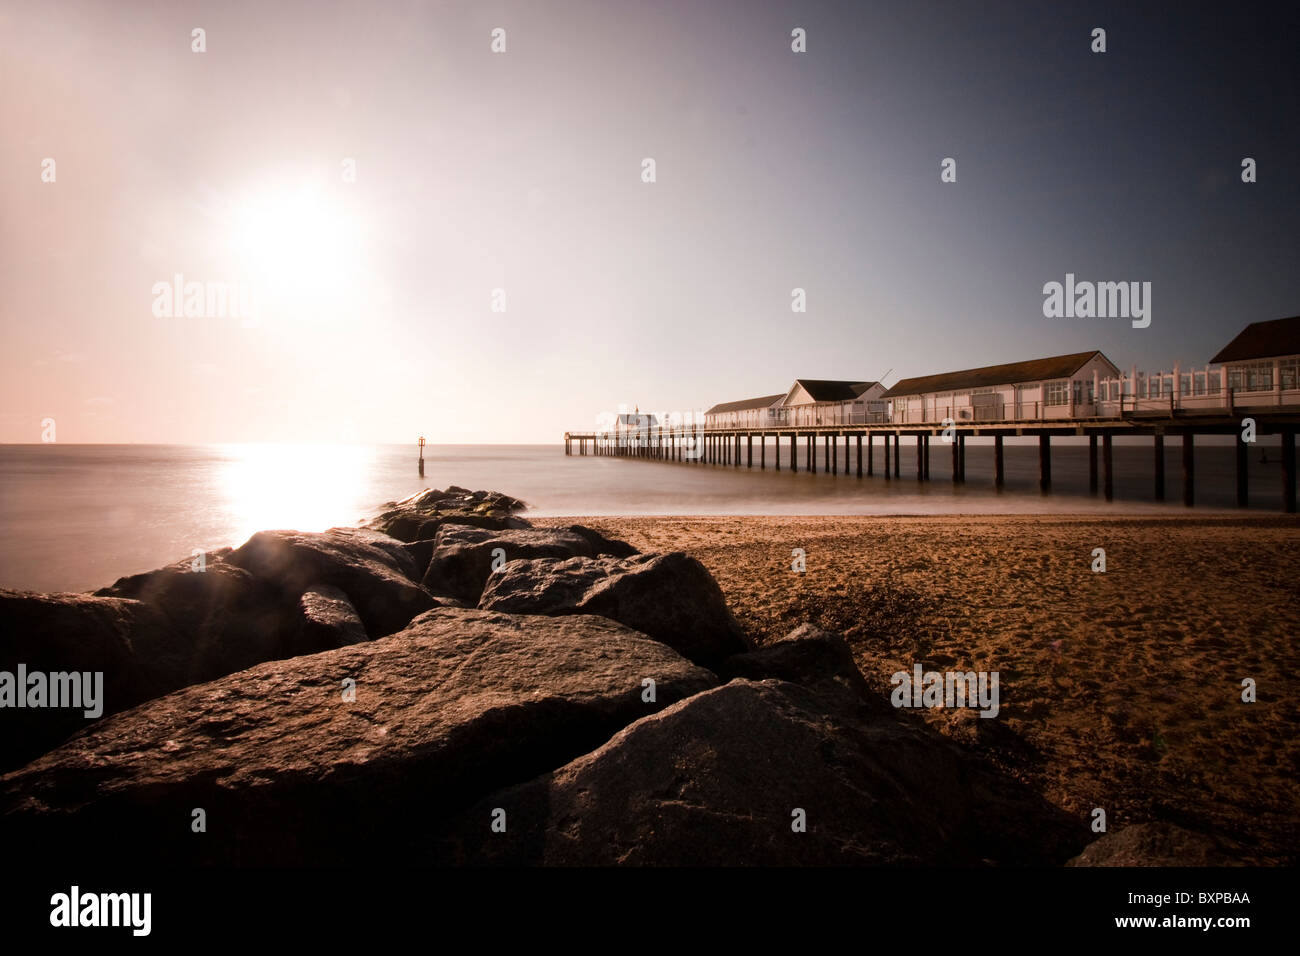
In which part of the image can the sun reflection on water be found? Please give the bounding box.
[217,443,378,547]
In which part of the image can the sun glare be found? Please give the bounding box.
[229,182,365,318]
[219,443,376,546]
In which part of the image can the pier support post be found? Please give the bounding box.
[994,434,1004,487]
[884,433,892,480]
[856,434,863,477]
[809,434,816,474]
[1088,435,1097,493]
[950,434,959,483]
[1154,433,1166,501]
[760,434,765,469]
[1235,430,1248,507]
[1283,429,1296,513]
[1038,434,1051,492]
[868,434,874,475]
[1103,433,1114,501]
[916,435,923,480]
[827,432,833,474]
[774,434,780,471]
[893,434,901,477]
[747,434,753,468]
[923,433,931,479]
[790,434,798,473]
[958,434,966,481]
[1182,433,1195,507]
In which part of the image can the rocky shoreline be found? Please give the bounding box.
[0,487,1204,865]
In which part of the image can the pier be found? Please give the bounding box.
[564,408,1300,513]
[564,316,1300,512]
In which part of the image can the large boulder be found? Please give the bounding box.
[718,624,890,718]
[95,557,306,680]
[378,511,532,545]
[226,528,431,636]
[444,680,1083,866]
[366,487,531,543]
[0,609,717,865]
[0,590,174,773]
[478,551,748,667]
[1067,822,1246,867]
[422,527,613,604]
[297,585,368,649]
[2,547,402,773]
[565,525,638,559]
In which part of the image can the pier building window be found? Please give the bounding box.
[1280,359,1298,391]
[1228,362,1273,392]
[1044,381,1069,406]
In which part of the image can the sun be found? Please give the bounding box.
[228,181,366,319]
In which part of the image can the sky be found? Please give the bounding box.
[2,0,1297,443]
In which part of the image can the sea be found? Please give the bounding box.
[0,439,1288,593]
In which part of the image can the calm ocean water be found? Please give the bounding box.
[0,440,1283,592]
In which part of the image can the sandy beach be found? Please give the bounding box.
[537,513,1300,864]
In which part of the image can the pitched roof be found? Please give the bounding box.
[704,394,784,416]
[787,380,880,403]
[881,351,1112,398]
[1210,315,1300,364]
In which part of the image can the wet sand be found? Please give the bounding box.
[537,513,1300,864]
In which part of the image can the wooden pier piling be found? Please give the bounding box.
[1038,435,1051,492]
[1103,433,1114,501]
[1088,435,1098,492]
[1154,433,1165,501]
[1283,429,1296,513]
[1235,431,1248,507]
